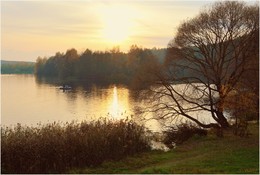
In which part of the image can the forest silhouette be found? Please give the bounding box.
[34,45,166,85]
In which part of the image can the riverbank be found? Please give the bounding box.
[70,123,259,174]
[1,60,34,74]
[1,119,150,173]
[1,120,258,174]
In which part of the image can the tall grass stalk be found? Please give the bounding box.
[1,119,150,173]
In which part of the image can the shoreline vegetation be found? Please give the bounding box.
[1,60,35,74]
[34,46,166,86]
[1,119,150,173]
[70,123,259,174]
[1,120,258,174]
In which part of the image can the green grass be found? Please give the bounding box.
[70,123,259,174]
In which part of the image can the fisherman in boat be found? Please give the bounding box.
[60,84,72,92]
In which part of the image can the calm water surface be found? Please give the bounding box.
[1,74,160,130]
[2,74,218,131]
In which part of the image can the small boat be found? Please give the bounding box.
[59,85,72,90]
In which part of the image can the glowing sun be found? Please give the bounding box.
[100,5,136,44]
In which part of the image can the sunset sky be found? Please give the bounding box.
[1,0,254,61]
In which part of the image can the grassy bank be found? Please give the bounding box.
[2,120,258,174]
[70,123,259,174]
[1,119,150,173]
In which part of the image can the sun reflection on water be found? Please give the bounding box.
[111,86,119,116]
[108,86,129,119]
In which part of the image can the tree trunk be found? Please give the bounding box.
[216,86,230,128]
[216,111,229,128]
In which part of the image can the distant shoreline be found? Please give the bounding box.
[1,60,35,74]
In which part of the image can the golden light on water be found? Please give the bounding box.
[111,86,119,116]
[108,86,129,119]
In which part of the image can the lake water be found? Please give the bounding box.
[1,74,218,131]
[1,74,162,130]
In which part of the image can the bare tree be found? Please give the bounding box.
[141,1,259,129]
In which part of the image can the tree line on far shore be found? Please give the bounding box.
[1,60,34,74]
[34,46,166,84]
